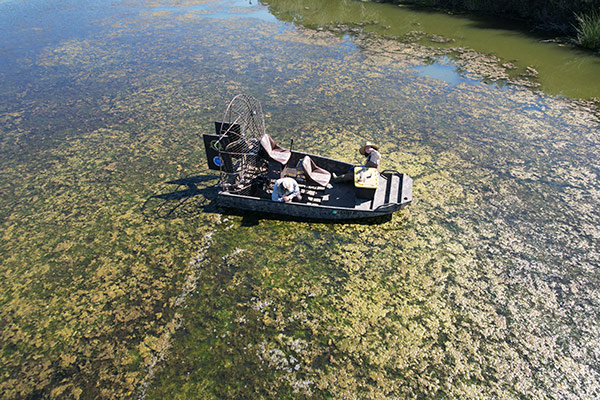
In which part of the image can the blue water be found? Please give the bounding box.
[150,0,279,22]
[414,57,480,87]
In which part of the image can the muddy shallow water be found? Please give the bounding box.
[0,0,599,399]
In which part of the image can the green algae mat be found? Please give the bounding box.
[1,0,599,399]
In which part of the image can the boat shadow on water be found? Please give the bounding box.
[142,174,220,220]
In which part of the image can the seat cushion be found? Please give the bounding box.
[301,155,331,187]
[260,134,291,165]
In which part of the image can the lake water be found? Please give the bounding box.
[0,0,599,399]
[265,0,600,100]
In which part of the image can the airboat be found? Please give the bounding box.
[202,94,412,221]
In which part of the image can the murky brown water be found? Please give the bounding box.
[0,0,599,399]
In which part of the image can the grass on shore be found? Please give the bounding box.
[576,10,600,50]
[391,1,600,52]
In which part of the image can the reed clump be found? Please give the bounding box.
[576,10,600,50]
[392,1,600,51]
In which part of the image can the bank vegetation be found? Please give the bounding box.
[386,0,600,51]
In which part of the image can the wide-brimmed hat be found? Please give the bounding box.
[359,141,379,155]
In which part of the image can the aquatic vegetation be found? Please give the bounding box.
[265,0,600,100]
[147,19,600,398]
[1,0,599,399]
[0,122,219,398]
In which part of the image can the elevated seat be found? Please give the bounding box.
[259,134,291,165]
[301,155,331,187]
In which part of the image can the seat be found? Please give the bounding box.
[259,134,291,165]
[301,155,331,187]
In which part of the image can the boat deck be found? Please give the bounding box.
[259,156,405,211]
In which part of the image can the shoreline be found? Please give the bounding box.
[311,22,600,116]
[379,0,600,52]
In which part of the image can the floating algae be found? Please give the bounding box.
[1,0,599,399]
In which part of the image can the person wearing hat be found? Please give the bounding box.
[359,141,381,170]
[272,176,302,202]
[332,141,381,182]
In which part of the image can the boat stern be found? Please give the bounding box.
[399,174,413,207]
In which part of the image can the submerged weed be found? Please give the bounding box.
[1,1,599,400]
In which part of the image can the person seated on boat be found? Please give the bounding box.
[271,177,302,203]
[332,141,381,182]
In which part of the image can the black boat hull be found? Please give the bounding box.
[218,189,410,221]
